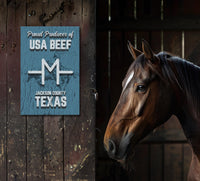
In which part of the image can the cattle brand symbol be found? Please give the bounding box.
[28,58,74,85]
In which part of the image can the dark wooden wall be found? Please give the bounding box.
[0,0,95,181]
[96,0,200,180]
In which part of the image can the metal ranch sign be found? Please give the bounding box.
[20,26,80,115]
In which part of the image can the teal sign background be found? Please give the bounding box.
[21,26,80,115]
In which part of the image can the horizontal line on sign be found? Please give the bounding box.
[59,71,74,74]
[28,71,42,74]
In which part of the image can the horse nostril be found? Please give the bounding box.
[108,139,116,155]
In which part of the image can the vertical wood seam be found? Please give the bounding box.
[5,1,8,180]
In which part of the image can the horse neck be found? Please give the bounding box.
[169,57,200,156]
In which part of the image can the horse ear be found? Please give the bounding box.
[142,39,158,64]
[127,40,142,60]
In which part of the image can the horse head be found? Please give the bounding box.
[104,40,175,164]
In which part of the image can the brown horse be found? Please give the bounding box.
[104,40,200,180]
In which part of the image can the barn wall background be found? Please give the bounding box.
[0,0,95,180]
[1,0,200,181]
[96,0,200,180]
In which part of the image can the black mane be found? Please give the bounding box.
[157,52,200,118]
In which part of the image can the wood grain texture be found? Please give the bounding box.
[183,144,192,181]
[42,1,64,180]
[96,31,109,159]
[27,116,44,181]
[0,0,7,180]
[137,0,161,19]
[164,144,183,181]
[132,144,149,181]
[150,144,163,181]
[7,1,27,180]
[44,116,64,180]
[165,0,200,18]
[110,31,124,112]
[97,0,108,22]
[63,0,96,180]
[0,0,96,181]
[185,31,200,65]
[62,0,82,180]
[26,1,45,180]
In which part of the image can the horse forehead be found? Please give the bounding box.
[139,67,151,79]
[124,71,134,90]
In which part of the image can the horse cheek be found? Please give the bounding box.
[135,90,150,116]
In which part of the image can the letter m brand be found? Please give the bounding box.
[28,58,74,85]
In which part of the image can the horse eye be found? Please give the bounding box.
[136,85,146,93]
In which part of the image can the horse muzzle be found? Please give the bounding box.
[104,132,135,161]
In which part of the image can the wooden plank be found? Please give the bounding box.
[7,1,27,180]
[0,1,7,180]
[96,1,113,178]
[132,144,149,181]
[71,0,96,178]
[40,1,65,180]
[0,115,6,179]
[27,117,44,181]
[7,115,26,180]
[7,1,24,115]
[184,31,200,65]
[110,0,136,21]
[183,144,192,181]
[26,1,45,180]
[97,18,200,31]
[110,31,125,111]
[150,144,163,181]
[151,31,161,53]
[60,0,81,26]
[96,159,120,181]
[181,0,200,16]
[62,0,82,180]
[163,31,182,56]
[97,0,108,22]
[96,32,109,158]
[123,0,135,19]
[44,116,64,180]
[111,0,161,20]
[165,0,200,18]
[27,0,42,26]
[64,117,96,180]
[164,144,183,181]
[111,0,123,21]
[137,0,161,19]
[164,0,181,18]
[63,0,96,180]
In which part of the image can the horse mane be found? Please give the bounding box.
[157,52,200,118]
